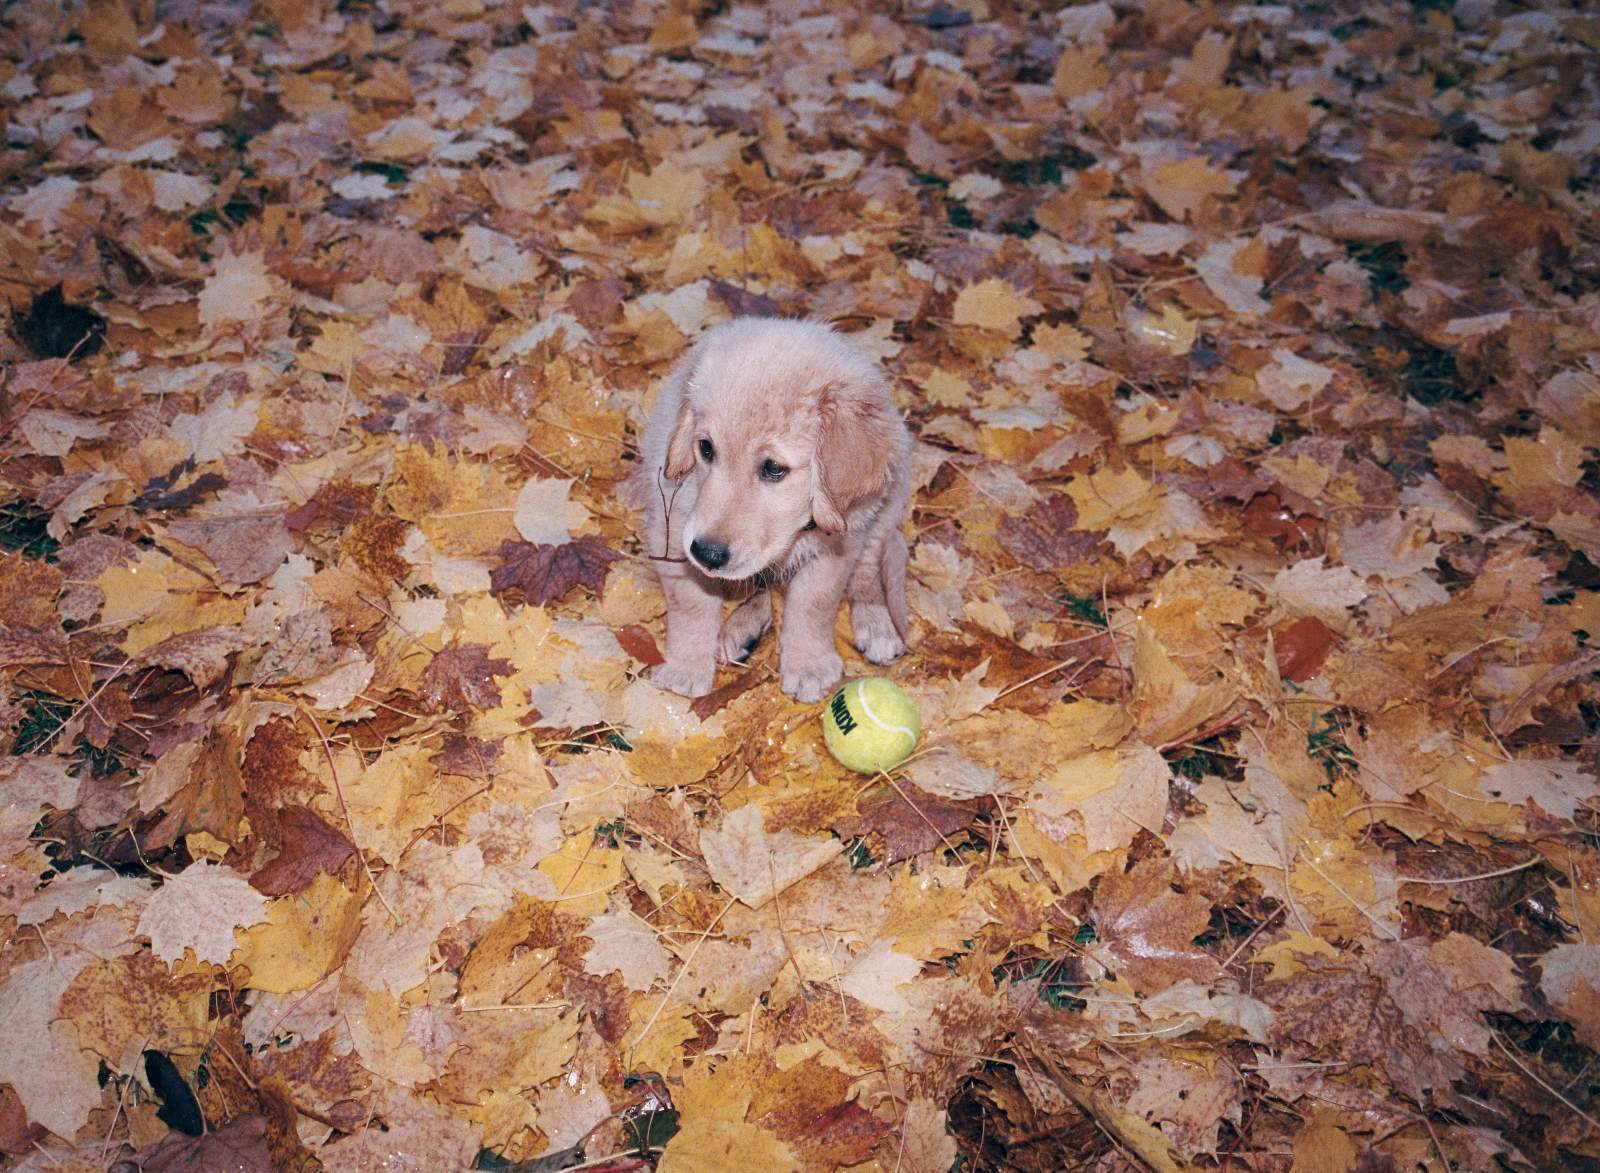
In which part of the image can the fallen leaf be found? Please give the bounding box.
[700,805,841,908]
[952,278,1043,336]
[491,536,624,605]
[422,642,515,716]
[138,860,269,967]
[1091,857,1223,995]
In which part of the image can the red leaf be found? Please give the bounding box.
[0,1085,44,1157]
[422,642,514,716]
[250,805,356,896]
[431,734,503,777]
[491,536,623,606]
[689,664,764,720]
[791,1101,890,1168]
[1275,616,1336,682]
[565,278,628,330]
[614,624,664,666]
[1242,491,1319,546]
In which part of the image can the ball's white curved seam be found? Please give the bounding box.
[852,680,915,744]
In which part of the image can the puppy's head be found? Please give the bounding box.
[661,320,902,580]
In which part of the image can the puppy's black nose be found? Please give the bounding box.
[689,538,730,571]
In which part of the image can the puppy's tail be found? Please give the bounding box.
[881,529,911,644]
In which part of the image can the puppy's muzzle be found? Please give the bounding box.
[689,538,731,572]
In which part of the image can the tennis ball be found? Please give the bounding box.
[822,677,920,774]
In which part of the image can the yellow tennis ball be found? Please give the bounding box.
[822,677,920,774]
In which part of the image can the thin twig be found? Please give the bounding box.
[1491,1032,1600,1132]
[1394,857,1541,886]
[1295,842,1399,940]
[625,894,736,1065]
[296,706,399,926]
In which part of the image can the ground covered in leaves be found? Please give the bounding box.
[1,0,1598,1169]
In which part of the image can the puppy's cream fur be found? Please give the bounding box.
[632,319,912,702]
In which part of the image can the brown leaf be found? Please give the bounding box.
[340,514,412,581]
[250,805,356,896]
[0,627,70,667]
[59,951,215,1061]
[709,279,782,319]
[108,1113,274,1173]
[166,513,291,585]
[131,627,244,689]
[997,493,1102,572]
[0,552,63,629]
[689,663,764,720]
[253,1029,371,1133]
[421,642,514,716]
[1274,616,1336,682]
[615,623,664,666]
[1262,958,1451,1103]
[1175,454,1274,503]
[1091,856,1222,995]
[284,479,378,533]
[562,968,630,1045]
[431,734,503,777]
[565,277,628,330]
[146,725,247,850]
[82,682,134,749]
[752,1056,890,1167]
[0,1085,44,1157]
[1242,492,1319,546]
[490,536,623,605]
[834,786,981,866]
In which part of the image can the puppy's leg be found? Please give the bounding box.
[849,530,908,665]
[651,564,723,698]
[719,590,772,664]
[778,556,850,702]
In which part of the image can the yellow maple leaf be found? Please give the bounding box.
[536,833,623,917]
[1130,616,1236,746]
[880,866,986,960]
[97,552,248,655]
[625,993,700,1074]
[1028,745,1170,855]
[386,444,520,556]
[1054,43,1109,101]
[1251,931,1340,981]
[1124,303,1196,357]
[232,872,364,994]
[330,743,435,864]
[298,318,361,377]
[952,278,1043,336]
[1065,463,1158,531]
[660,1102,796,1170]
[1143,156,1236,223]
[924,369,975,407]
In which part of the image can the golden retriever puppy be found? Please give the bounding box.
[633,319,912,702]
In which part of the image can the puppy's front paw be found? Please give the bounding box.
[780,650,844,703]
[718,595,772,664]
[650,658,716,698]
[851,604,907,665]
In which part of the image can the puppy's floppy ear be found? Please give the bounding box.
[663,402,697,480]
[811,378,901,534]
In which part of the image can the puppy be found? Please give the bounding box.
[632,318,912,702]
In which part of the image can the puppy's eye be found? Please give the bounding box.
[697,438,715,463]
[759,459,788,483]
